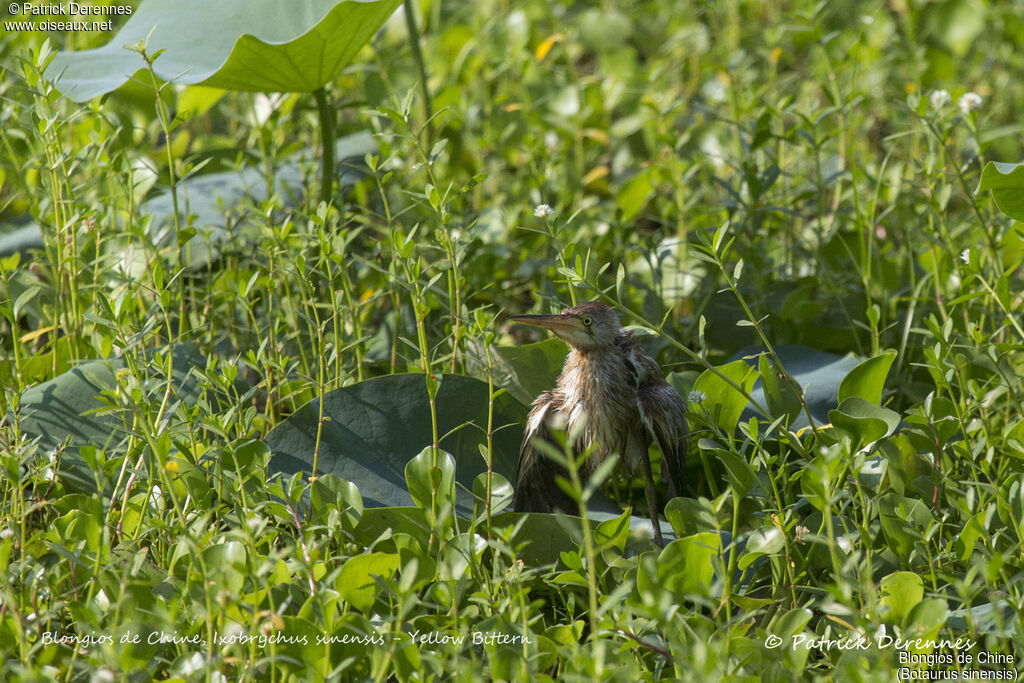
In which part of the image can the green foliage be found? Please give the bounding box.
[3,0,1024,678]
[978,161,1024,221]
[47,0,403,100]
[263,374,523,515]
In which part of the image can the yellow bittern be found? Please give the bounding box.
[509,301,688,546]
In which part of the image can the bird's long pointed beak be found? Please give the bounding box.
[508,313,581,333]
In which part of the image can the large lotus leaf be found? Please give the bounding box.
[0,221,44,258]
[737,345,863,431]
[0,133,375,266]
[494,337,568,405]
[46,0,403,102]
[136,132,375,270]
[265,374,632,519]
[265,374,527,517]
[16,344,208,492]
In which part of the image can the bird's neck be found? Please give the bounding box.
[558,343,632,400]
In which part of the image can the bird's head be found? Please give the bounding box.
[509,301,621,351]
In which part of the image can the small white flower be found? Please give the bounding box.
[91,669,116,683]
[960,248,970,265]
[687,390,707,404]
[0,527,13,540]
[959,92,983,114]
[177,653,205,677]
[533,203,555,218]
[928,89,950,110]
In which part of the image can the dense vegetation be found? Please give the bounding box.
[2,0,1024,679]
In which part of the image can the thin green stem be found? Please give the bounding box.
[314,87,336,205]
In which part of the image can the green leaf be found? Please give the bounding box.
[594,508,632,552]
[438,533,486,581]
[878,571,924,621]
[904,598,949,639]
[265,374,526,517]
[758,355,802,425]
[472,471,514,518]
[978,161,1024,221]
[717,449,758,498]
[309,473,363,529]
[404,447,456,510]
[199,541,248,592]
[47,0,404,101]
[617,168,656,222]
[740,345,863,432]
[828,397,901,451]
[838,351,897,405]
[692,359,759,434]
[1,133,376,268]
[996,473,1024,544]
[947,601,1016,637]
[664,497,718,536]
[923,0,986,56]
[336,552,400,612]
[656,532,722,596]
[878,493,935,561]
[739,525,785,571]
[771,607,813,640]
[494,337,567,405]
[15,344,210,492]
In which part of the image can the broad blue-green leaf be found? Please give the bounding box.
[0,220,43,258]
[141,133,375,270]
[15,344,209,492]
[838,351,897,406]
[486,509,675,566]
[47,0,403,101]
[947,601,1017,637]
[494,337,567,405]
[738,345,862,431]
[265,374,525,517]
[1,133,374,268]
[978,161,1024,221]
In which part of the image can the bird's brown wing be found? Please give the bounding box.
[514,392,578,513]
[636,381,689,498]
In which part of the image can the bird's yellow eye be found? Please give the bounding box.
[581,316,593,327]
